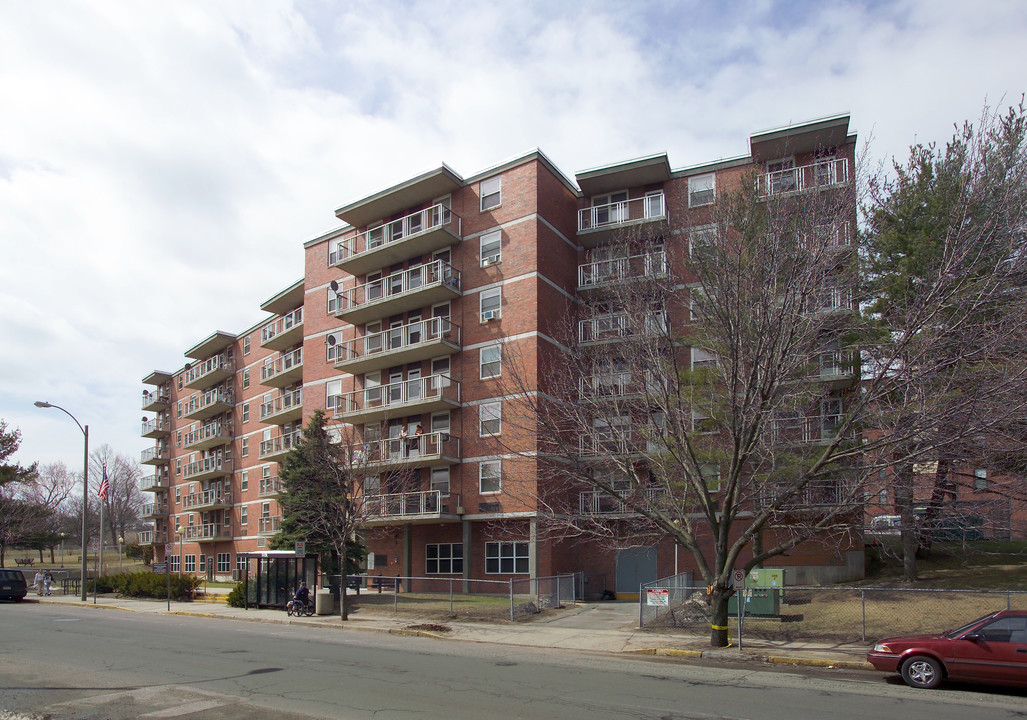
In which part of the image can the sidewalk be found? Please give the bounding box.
[30,592,873,671]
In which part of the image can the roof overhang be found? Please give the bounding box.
[750,113,851,161]
[260,279,304,315]
[576,153,672,196]
[185,331,236,361]
[142,370,173,386]
[334,165,464,228]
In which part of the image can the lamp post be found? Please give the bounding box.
[59,532,66,568]
[118,535,124,572]
[176,525,184,577]
[34,401,88,602]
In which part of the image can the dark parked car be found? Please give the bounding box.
[0,569,28,602]
[867,610,1027,689]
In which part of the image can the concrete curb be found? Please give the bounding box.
[765,656,874,670]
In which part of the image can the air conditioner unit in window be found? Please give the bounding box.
[481,258,493,267]
[481,310,498,322]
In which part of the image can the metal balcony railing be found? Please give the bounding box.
[141,390,170,410]
[181,489,232,510]
[183,421,231,449]
[330,203,461,265]
[184,388,233,417]
[182,523,232,542]
[258,430,302,460]
[258,515,282,536]
[261,307,303,345]
[184,353,233,387]
[578,250,666,289]
[353,432,459,466]
[332,374,459,418]
[141,418,169,436]
[334,317,459,367]
[756,158,850,196]
[140,503,168,518]
[577,192,665,233]
[578,488,667,514]
[141,446,169,464]
[364,490,443,519]
[138,530,167,545]
[260,388,302,421]
[140,472,168,492]
[183,455,230,480]
[260,347,303,383]
[768,414,849,444]
[332,260,460,316]
[578,312,667,344]
[258,476,284,497]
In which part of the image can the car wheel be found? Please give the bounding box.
[901,655,943,689]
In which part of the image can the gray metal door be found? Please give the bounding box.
[615,546,657,594]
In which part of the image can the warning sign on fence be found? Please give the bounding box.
[646,589,669,606]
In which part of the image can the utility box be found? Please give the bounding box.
[728,568,784,617]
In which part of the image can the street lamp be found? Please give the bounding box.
[59,532,66,568]
[176,525,184,578]
[118,535,124,572]
[34,401,88,602]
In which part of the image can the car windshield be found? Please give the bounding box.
[944,612,1000,638]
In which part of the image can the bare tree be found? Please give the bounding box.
[0,419,40,567]
[21,462,75,562]
[89,445,143,546]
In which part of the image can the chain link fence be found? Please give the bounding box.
[321,574,577,621]
[640,577,1027,643]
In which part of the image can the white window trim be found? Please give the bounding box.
[480,176,502,211]
[480,229,502,266]
[484,540,529,575]
[479,401,502,436]
[480,345,502,379]
[688,172,716,207]
[479,460,502,495]
[480,287,502,322]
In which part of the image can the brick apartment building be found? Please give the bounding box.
[141,113,863,593]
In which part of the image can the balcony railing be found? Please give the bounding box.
[260,347,303,387]
[756,158,850,196]
[258,429,302,461]
[333,317,460,374]
[183,455,231,481]
[184,353,233,390]
[260,388,303,423]
[138,530,167,545]
[578,487,667,515]
[364,490,444,520]
[578,312,667,344]
[578,373,639,399]
[181,489,232,510]
[819,287,853,312]
[757,478,858,510]
[183,523,233,542]
[258,476,284,497]
[578,250,667,290]
[354,432,460,468]
[258,515,282,536]
[183,421,232,450]
[260,307,303,350]
[332,374,460,423]
[577,192,666,234]
[332,260,461,324]
[140,502,169,519]
[184,388,233,420]
[330,203,462,275]
[141,417,169,438]
[140,446,169,465]
[578,436,648,458]
[768,414,850,445]
[140,472,168,492]
[141,390,170,411]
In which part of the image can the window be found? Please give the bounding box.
[175,487,181,504]
[242,403,249,423]
[426,543,463,574]
[767,158,796,194]
[326,379,342,411]
[688,173,716,207]
[217,553,231,572]
[479,460,501,494]
[431,466,450,496]
[479,401,502,436]
[431,412,450,434]
[644,190,664,218]
[175,459,181,477]
[701,463,721,492]
[199,555,206,572]
[480,176,502,211]
[240,470,248,492]
[176,431,182,447]
[242,369,250,389]
[364,475,381,496]
[974,468,988,490]
[691,348,718,369]
[480,230,501,266]
[689,286,707,322]
[821,398,843,438]
[593,191,628,225]
[485,541,529,574]
[689,226,717,257]
[237,555,247,574]
[177,402,182,418]
[240,505,248,525]
[327,287,339,314]
[243,336,251,355]
[170,555,181,573]
[480,345,501,379]
[480,287,501,322]
[241,438,249,458]
[184,555,196,573]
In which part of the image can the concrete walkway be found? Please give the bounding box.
[29,592,873,671]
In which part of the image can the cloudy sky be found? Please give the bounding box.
[2,0,1025,472]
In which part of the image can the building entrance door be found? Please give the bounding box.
[615,546,657,598]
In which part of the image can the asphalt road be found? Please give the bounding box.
[1,603,1025,720]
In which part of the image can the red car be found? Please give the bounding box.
[867,610,1027,689]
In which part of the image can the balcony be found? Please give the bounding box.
[331,203,462,276]
[578,250,667,293]
[758,478,858,511]
[184,354,233,391]
[258,476,284,498]
[819,287,854,314]
[181,489,232,511]
[578,436,648,459]
[577,373,644,401]
[333,260,461,325]
[141,418,169,439]
[182,455,231,482]
[257,515,282,536]
[334,317,460,375]
[260,388,303,425]
[184,388,234,421]
[355,432,460,470]
[260,307,304,351]
[141,390,170,411]
[182,523,233,543]
[577,192,666,248]
[579,488,667,515]
[138,530,167,546]
[140,446,169,466]
[259,430,302,463]
[140,502,169,519]
[140,472,169,492]
[333,374,460,425]
[578,311,667,345]
[260,347,303,388]
[363,490,460,527]
[768,414,853,446]
[756,158,850,197]
[183,421,232,451]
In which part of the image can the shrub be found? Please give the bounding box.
[226,581,246,608]
[87,571,201,599]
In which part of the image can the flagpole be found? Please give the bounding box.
[95,499,102,604]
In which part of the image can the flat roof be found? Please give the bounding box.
[575,152,672,196]
[184,331,237,361]
[260,279,304,316]
[334,165,464,228]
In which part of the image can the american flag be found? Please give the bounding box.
[98,468,110,500]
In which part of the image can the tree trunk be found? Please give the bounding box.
[894,462,918,581]
[49,545,55,563]
[709,586,732,647]
[919,457,954,556]
[339,538,349,621]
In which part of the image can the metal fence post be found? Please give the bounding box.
[509,579,514,622]
[450,578,454,614]
[557,575,561,607]
[861,589,866,642]
[638,583,643,629]
[394,578,398,612]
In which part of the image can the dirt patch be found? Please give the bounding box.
[405,623,452,633]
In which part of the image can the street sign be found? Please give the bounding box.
[732,569,745,590]
[164,543,174,556]
[646,589,669,606]
[295,541,306,556]
[152,562,167,573]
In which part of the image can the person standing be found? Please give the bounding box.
[43,571,53,596]
[33,569,44,596]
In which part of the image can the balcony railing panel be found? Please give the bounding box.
[183,523,232,542]
[577,192,666,235]
[184,354,234,390]
[757,478,858,510]
[330,203,462,275]
[141,418,170,438]
[768,414,851,445]
[332,260,461,325]
[183,455,231,481]
[138,530,167,545]
[140,502,169,519]
[183,388,234,421]
[333,317,460,374]
[756,158,850,197]
[364,490,444,520]
[141,391,170,411]
[258,430,302,461]
[258,476,284,497]
[578,312,667,344]
[354,432,460,468]
[258,515,282,536]
[140,446,169,465]
[578,487,667,514]
[140,472,168,492]
[181,489,232,510]
[578,250,667,290]
[183,421,232,450]
[260,388,303,424]
[333,375,460,424]
[260,307,304,350]
[260,347,303,388]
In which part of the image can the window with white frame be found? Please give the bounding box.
[199,555,206,572]
[689,226,717,257]
[242,403,250,423]
[170,555,181,573]
[236,555,247,574]
[364,475,381,496]
[480,345,501,379]
[426,543,463,574]
[479,401,502,436]
[691,347,718,369]
[974,468,988,490]
[701,463,721,492]
[242,368,250,389]
[326,379,342,411]
[480,176,502,211]
[326,426,342,444]
[480,287,501,321]
[240,505,248,525]
[479,460,502,494]
[217,553,231,572]
[431,466,450,496]
[480,230,501,266]
[240,470,248,491]
[485,541,529,574]
[688,173,716,207]
[243,336,251,355]
[327,287,339,314]
[689,286,708,322]
[241,437,249,457]
[184,554,196,572]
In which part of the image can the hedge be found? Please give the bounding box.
[87,571,201,599]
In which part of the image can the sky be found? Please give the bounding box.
[2,0,1026,472]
